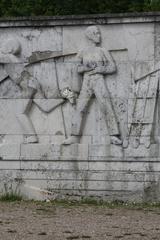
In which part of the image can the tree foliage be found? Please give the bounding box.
[0,0,159,17]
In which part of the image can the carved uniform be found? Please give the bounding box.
[71,46,120,136]
[0,54,39,143]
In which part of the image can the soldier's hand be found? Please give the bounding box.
[89,66,106,75]
[77,64,95,73]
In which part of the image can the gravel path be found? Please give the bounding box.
[0,202,160,240]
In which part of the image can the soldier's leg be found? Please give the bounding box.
[63,78,92,145]
[94,78,122,145]
[16,99,38,143]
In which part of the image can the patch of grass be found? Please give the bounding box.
[78,198,160,209]
[50,198,125,208]
[47,198,160,210]
[80,197,104,205]
[0,191,23,202]
[1,193,160,210]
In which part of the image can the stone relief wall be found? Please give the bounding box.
[0,14,160,201]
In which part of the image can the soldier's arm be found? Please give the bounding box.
[0,68,8,83]
[103,49,116,74]
[89,49,116,75]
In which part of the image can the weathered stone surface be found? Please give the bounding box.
[0,144,20,160]
[0,13,160,201]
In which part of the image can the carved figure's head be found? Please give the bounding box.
[1,39,21,55]
[85,26,101,44]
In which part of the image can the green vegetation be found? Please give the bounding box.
[0,0,160,17]
[0,191,23,201]
[26,198,160,210]
[1,195,160,210]
[49,199,160,209]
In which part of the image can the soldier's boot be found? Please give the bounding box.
[24,134,38,144]
[110,136,122,145]
[62,136,80,145]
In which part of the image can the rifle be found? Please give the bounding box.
[27,51,77,65]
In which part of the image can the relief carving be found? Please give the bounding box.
[63,26,122,145]
[0,39,39,143]
[124,64,160,149]
[0,39,77,144]
[1,27,157,149]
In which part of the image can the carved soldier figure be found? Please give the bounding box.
[0,39,41,143]
[123,63,160,149]
[63,26,122,145]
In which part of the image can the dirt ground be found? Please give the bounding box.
[0,201,160,240]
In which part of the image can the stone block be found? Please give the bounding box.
[0,144,20,160]
[20,144,61,160]
[89,144,123,157]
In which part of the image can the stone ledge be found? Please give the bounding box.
[0,143,159,160]
[0,12,160,27]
